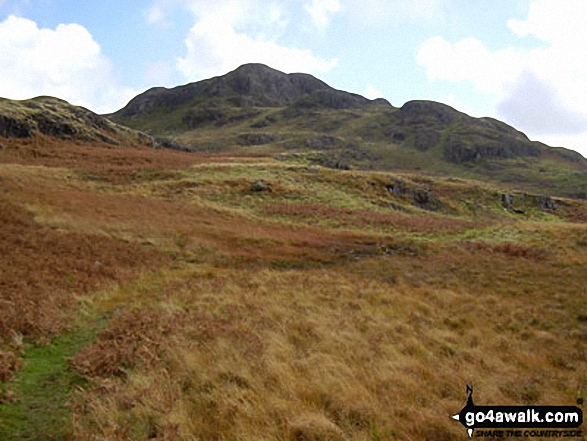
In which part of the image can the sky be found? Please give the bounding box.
[1,0,586,156]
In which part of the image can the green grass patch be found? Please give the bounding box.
[0,320,102,440]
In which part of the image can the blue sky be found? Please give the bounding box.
[1,0,586,155]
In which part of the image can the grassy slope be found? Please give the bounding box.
[0,136,586,440]
[0,97,148,146]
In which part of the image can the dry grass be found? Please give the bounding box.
[69,257,587,440]
[0,349,20,382]
[0,191,165,380]
[263,202,483,235]
[0,136,270,184]
[0,194,163,335]
[1,137,586,440]
[72,306,180,378]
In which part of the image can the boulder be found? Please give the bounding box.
[250,180,271,192]
[536,196,556,211]
[386,179,406,196]
[501,193,514,209]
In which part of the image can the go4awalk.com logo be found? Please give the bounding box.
[451,386,584,438]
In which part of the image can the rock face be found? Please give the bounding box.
[501,193,560,213]
[444,134,541,163]
[112,63,390,119]
[385,178,443,211]
[501,194,515,209]
[395,100,543,163]
[0,114,33,138]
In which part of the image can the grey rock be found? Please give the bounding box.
[250,180,271,192]
[501,193,514,209]
[445,134,541,163]
[386,179,406,196]
[413,187,430,205]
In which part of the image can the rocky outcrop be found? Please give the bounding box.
[385,178,443,211]
[535,196,557,210]
[501,193,560,213]
[445,134,541,163]
[0,114,33,138]
[414,131,440,151]
[399,101,458,125]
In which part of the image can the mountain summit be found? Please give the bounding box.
[114,63,390,120]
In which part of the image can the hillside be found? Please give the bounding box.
[108,63,587,199]
[1,97,587,439]
[0,96,189,151]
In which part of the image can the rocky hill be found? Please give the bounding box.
[112,63,389,119]
[107,64,587,198]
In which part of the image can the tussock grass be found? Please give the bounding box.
[0,138,586,440]
[69,261,586,440]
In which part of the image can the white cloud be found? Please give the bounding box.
[174,0,338,81]
[344,0,449,27]
[0,15,137,113]
[305,0,341,29]
[144,0,182,25]
[534,133,587,154]
[497,71,587,135]
[145,5,165,24]
[416,0,587,154]
[417,36,526,95]
[364,84,383,100]
[438,94,488,118]
[507,0,587,45]
[268,3,288,27]
[177,21,338,80]
[144,61,175,87]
